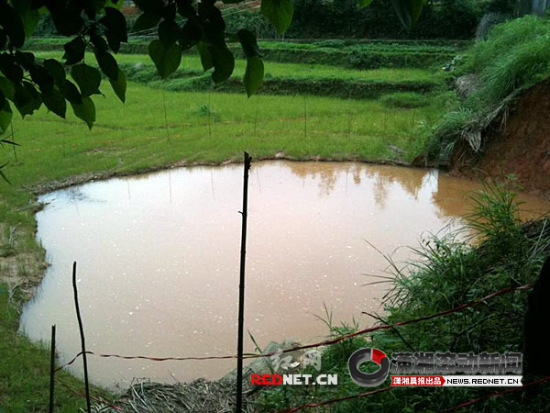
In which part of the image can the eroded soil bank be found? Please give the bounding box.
[452,79,550,198]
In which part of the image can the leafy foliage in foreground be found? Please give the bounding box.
[0,0,267,137]
[258,181,550,412]
[0,0,431,137]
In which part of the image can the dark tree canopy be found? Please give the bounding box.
[0,0,426,144]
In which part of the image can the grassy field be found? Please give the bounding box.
[0,285,112,411]
[0,40,456,411]
[1,83,451,189]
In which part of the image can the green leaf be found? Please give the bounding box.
[0,162,12,185]
[0,31,7,49]
[0,99,12,135]
[22,10,40,38]
[95,50,119,80]
[12,0,40,38]
[101,7,128,52]
[179,19,202,50]
[42,88,67,119]
[148,39,181,79]
[237,29,261,58]
[51,10,84,36]
[71,64,101,97]
[109,68,126,103]
[211,45,235,84]
[0,77,15,100]
[196,41,214,71]
[261,0,294,35]
[90,33,109,52]
[71,96,96,130]
[61,79,82,104]
[158,20,180,47]
[244,56,264,97]
[43,59,66,87]
[30,64,54,93]
[13,82,42,118]
[358,0,375,8]
[14,51,35,70]
[0,139,20,146]
[63,37,86,65]
[133,12,161,32]
[0,55,23,84]
[391,0,426,31]
[0,3,26,48]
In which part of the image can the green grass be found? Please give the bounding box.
[380,92,430,109]
[429,15,550,157]
[468,15,550,105]
[0,284,112,412]
[265,39,467,53]
[1,84,449,192]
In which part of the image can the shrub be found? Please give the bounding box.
[414,0,482,39]
[221,0,482,40]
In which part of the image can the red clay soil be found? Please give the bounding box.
[452,79,550,198]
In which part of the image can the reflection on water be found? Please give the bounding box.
[20,161,549,390]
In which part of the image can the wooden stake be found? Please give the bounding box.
[49,325,56,413]
[236,152,252,413]
[72,262,91,413]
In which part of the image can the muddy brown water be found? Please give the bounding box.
[20,161,549,390]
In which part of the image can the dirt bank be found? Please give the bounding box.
[452,79,550,198]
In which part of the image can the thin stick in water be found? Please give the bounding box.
[236,152,252,413]
[49,325,56,413]
[72,262,91,413]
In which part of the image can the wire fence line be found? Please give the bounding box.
[55,282,534,373]
[51,281,545,412]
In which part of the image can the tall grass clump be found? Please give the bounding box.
[258,182,550,412]
[430,15,550,157]
[382,181,548,353]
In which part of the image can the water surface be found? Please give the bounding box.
[20,161,549,389]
